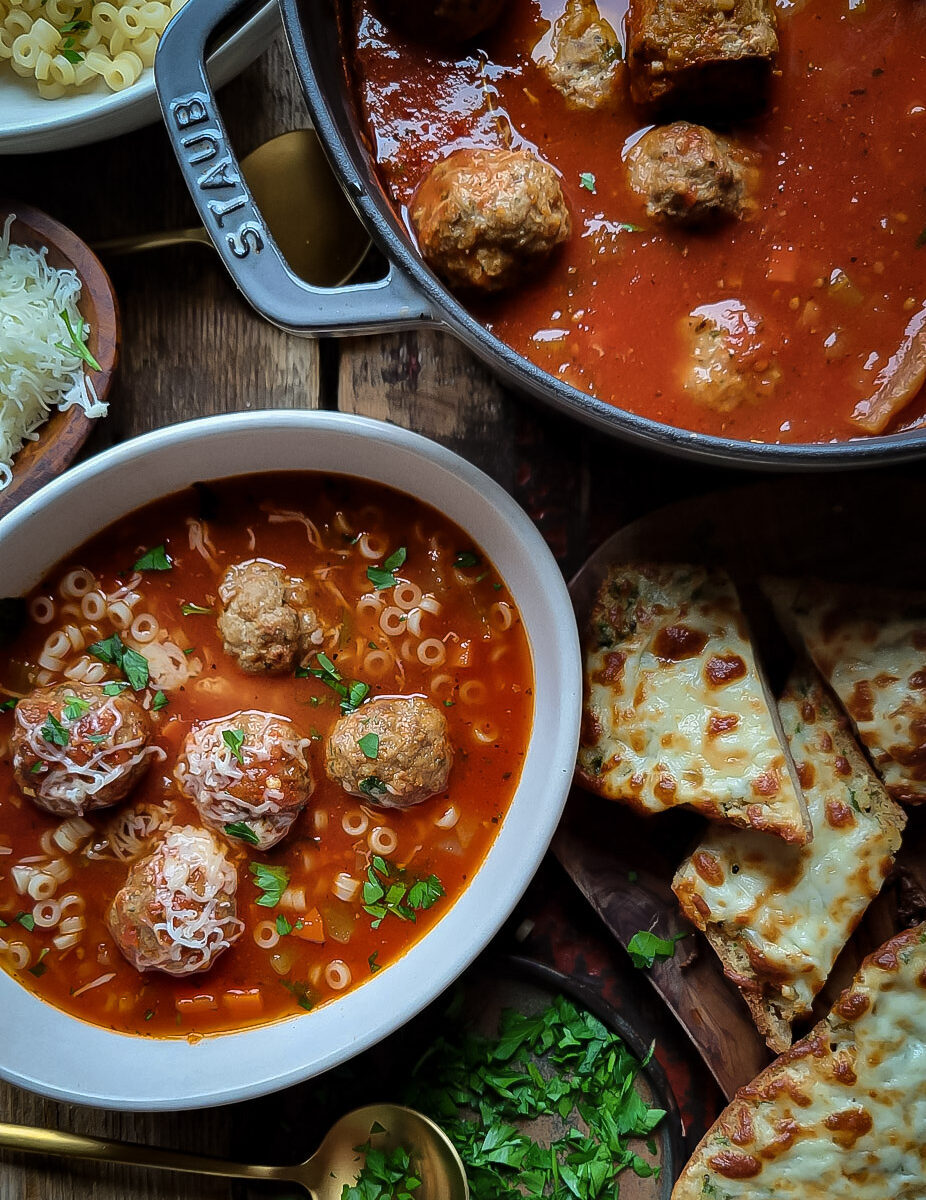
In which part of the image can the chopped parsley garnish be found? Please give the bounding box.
[62,695,91,722]
[28,948,49,977]
[400,993,665,1198]
[30,761,45,775]
[627,870,639,883]
[60,42,83,63]
[626,930,687,970]
[86,733,108,745]
[342,1142,421,1200]
[276,913,293,937]
[55,310,100,371]
[616,221,644,234]
[362,856,444,929]
[304,652,370,713]
[250,862,290,908]
[454,551,481,569]
[225,821,259,846]
[358,776,387,800]
[144,1009,155,1021]
[222,728,245,764]
[366,547,407,591]
[368,952,381,974]
[102,681,130,696]
[133,545,172,572]
[181,602,214,616]
[281,978,315,1011]
[152,690,169,712]
[357,732,379,760]
[88,633,149,691]
[16,912,36,932]
[0,697,18,712]
[579,171,597,193]
[40,712,68,747]
[60,17,91,32]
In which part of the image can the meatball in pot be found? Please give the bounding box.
[217,559,323,675]
[107,825,243,976]
[627,122,752,225]
[326,696,453,809]
[538,0,622,111]
[11,682,159,818]
[175,710,315,850]
[411,147,571,293]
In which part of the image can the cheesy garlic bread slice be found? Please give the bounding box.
[577,564,809,842]
[674,668,905,1052]
[767,578,926,804]
[672,923,926,1200]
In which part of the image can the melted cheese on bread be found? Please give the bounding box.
[577,564,809,842]
[768,578,926,804]
[672,924,926,1199]
[674,668,905,1051]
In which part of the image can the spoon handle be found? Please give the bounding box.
[92,228,211,256]
[0,1122,293,1186]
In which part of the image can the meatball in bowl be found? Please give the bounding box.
[175,711,315,850]
[12,682,160,817]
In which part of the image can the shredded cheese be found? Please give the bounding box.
[0,215,107,489]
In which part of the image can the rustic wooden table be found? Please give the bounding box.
[4,21,902,1200]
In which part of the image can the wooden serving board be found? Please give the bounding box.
[555,474,926,1100]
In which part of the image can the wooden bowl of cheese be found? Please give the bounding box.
[0,201,119,522]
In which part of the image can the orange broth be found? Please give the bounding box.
[0,473,533,1037]
[350,0,926,443]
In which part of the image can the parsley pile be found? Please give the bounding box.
[301,652,370,713]
[88,633,149,691]
[342,1141,421,1200]
[402,995,665,1199]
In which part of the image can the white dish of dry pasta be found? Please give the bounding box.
[0,0,278,155]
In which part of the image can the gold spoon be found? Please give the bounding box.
[0,1103,468,1199]
[93,129,372,288]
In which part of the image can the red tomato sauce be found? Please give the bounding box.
[350,0,926,443]
[0,474,533,1037]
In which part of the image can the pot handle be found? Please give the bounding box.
[154,0,434,335]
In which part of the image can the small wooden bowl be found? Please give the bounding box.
[0,201,119,522]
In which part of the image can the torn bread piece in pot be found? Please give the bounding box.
[577,563,809,842]
[674,666,906,1052]
[766,578,926,805]
[671,922,926,1199]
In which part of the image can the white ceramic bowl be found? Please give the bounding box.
[0,1,278,155]
[0,410,581,1110]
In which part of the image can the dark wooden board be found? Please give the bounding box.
[557,473,926,1099]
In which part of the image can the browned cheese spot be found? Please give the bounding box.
[751,771,781,798]
[847,680,875,724]
[824,1107,873,1149]
[693,850,725,886]
[796,760,815,789]
[909,669,926,691]
[705,654,748,688]
[801,700,817,723]
[595,650,626,684]
[708,712,740,737]
[653,623,709,662]
[707,1150,762,1180]
[833,754,852,777]
[834,989,871,1021]
[825,797,855,829]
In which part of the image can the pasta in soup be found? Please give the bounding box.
[0,473,533,1036]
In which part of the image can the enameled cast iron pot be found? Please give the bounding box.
[154,0,926,471]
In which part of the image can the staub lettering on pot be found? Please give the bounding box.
[169,94,265,260]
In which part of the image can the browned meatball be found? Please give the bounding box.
[539,0,622,111]
[326,696,453,809]
[107,825,243,976]
[217,559,323,674]
[11,682,158,817]
[411,148,571,293]
[175,711,315,850]
[627,122,750,224]
[380,0,504,42]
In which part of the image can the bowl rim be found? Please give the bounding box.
[0,409,582,1110]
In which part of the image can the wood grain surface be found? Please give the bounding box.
[2,23,923,1200]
